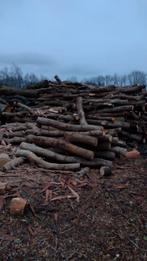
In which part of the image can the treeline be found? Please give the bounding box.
[0,65,146,88]
[84,71,147,86]
[0,65,40,88]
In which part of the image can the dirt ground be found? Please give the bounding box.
[0,155,147,260]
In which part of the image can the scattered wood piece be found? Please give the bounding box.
[10,197,27,215]
[125,149,140,159]
[0,182,7,194]
[0,153,10,168]
[3,157,25,171]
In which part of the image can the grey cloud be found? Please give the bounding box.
[0,53,56,66]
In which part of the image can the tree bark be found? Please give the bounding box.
[16,149,80,170]
[20,142,79,163]
[37,117,102,131]
[64,133,98,147]
[26,135,94,160]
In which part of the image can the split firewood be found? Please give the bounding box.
[76,97,88,126]
[99,105,134,113]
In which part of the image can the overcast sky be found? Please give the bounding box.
[0,0,147,79]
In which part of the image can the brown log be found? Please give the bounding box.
[16,149,80,170]
[99,105,134,113]
[111,146,127,156]
[27,129,104,138]
[100,166,112,177]
[118,130,142,142]
[6,137,26,144]
[3,157,25,171]
[119,85,145,94]
[0,87,38,97]
[16,102,34,114]
[26,129,64,137]
[1,111,28,117]
[97,141,111,151]
[20,142,78,163]
[3,130,26,138]
[124,149,140,159]
[37,117,102,131]
[111,137,127,148]
[80,158,112,168]
[26,135,94,160]
[95,151,116,161]
[76,97,87,126]
[87,115,114,122]
[64,133,98,147]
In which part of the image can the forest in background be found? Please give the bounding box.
[0,65,146,88]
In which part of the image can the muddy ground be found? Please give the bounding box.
[0,156,146,261]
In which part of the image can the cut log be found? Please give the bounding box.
[80,158,112,168]
[97,141,111,151]
[26,135,94,160]
[20,142,78,163]
[124,149,140,159]
[95,151,116,161]
[16,149,80,170]
[26,129,64,137]
[37,117,102,131]
[100,166,112,177]
[64,133,98,147]
[99,105,134,113]
[6,137,26,144]
[111,146,127,156]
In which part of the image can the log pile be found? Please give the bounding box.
[0,79,146,172]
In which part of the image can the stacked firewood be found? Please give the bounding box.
[0,80,146,173]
